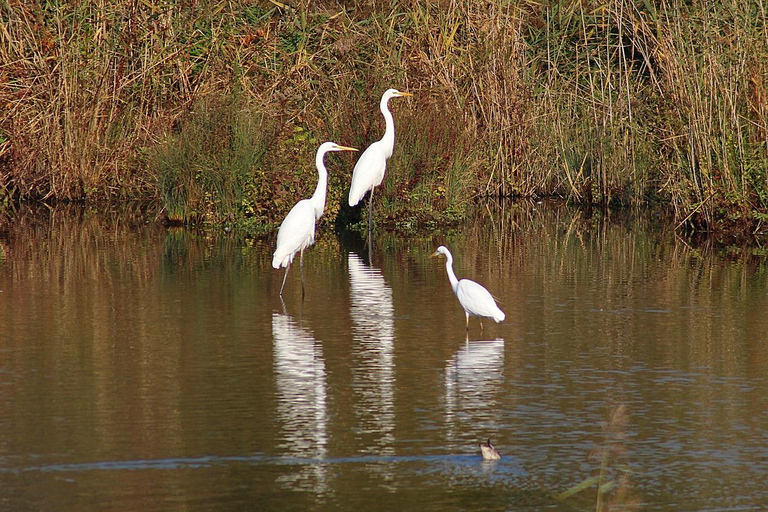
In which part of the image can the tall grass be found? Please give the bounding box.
[152,96,273,224]
[0,0,246,200]
[1,0,766,232]
[655,0,768,230]
[523,0,659,203]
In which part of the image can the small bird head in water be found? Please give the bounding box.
[480,439,501,461]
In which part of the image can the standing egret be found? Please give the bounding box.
[431,246,505,331]
[348,88,413,228]
[273,142,358,296]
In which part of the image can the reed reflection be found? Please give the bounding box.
[348,252,396,458]
[445,338,505,439]
[271,307,328,491]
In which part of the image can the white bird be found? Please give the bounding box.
[348,88,412,227]
[432,246,505,331]
[273,142,358,295]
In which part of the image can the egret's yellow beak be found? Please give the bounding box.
[430,251,440,258]
[335,145,358,152]
[396,91,413,98]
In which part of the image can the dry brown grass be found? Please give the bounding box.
[0,0,232,200]
[1,0,766,232]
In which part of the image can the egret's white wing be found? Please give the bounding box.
[456,279,505,322]
[272,199,316,268]
[348,142,388,206]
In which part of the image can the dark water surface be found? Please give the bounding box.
[1,203,767,511]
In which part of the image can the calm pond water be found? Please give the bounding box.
[1,202,768,511]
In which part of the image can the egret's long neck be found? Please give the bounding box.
[310,150,329,220]
[379,96,395,158]
[444,253,460,294]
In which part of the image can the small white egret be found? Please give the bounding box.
[431,245,505,331]
[348,88,413,227]
[272,142,358,295]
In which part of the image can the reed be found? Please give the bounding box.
[1,0,766,233]
[557,404,638,511]
[654,0,768,231]
[152,96,273,224]
[0,0,245,201]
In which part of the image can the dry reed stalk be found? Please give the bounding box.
[653,0,768,229]
[0,1,234,201]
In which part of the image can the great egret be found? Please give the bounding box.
[431,245,505,330]
[480,439,502,461]
[272,142,358,295]
[348,88,412,227]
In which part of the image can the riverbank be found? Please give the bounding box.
[1,1,766,234]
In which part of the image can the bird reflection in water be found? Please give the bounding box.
[272,304,329,492]
[445,337,505,442]
[348,252,396,481]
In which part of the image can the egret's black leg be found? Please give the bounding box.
[279,262,291,296]
[368,188,375,232]
[300,249,306,300]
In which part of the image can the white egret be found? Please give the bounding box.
[348,88,413,227]
[431,245,505,330]
[272,142,358,295]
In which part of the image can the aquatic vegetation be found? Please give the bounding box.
[0,0,766,234]
[558,405,639,512]
[151,96,273,224]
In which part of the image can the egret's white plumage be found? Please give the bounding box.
[432,245,505,330]
[348,88,412,224]
[273,142,358,295]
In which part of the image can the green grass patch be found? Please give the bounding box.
[152,95,272,225]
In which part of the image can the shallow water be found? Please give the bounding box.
[1,203,767,511]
